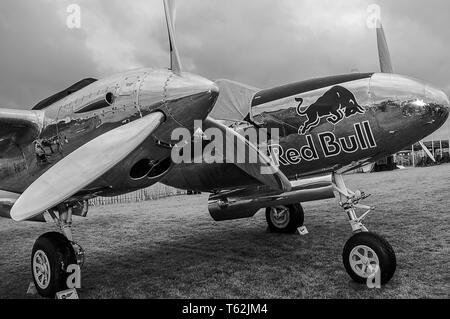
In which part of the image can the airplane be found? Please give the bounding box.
[0,0,448,298]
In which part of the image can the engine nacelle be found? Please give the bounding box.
[208,173,335,221]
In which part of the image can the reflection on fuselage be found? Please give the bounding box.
[0,68,219,196]
[162,73,450,192]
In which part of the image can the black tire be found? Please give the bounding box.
[266,203,304,234]
[343,232,396,285]
[31,232,76,298]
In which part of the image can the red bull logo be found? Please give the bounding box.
[297,86,366,135]
[269,121,377,166]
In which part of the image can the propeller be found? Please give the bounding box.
[164,0,182,74]
[376,23,394,73]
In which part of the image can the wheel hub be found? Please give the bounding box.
[270,206,290,228]
[33,250,51,290]
[349,245,380,278]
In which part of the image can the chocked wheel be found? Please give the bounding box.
[266,203,304,234]
[343,232,396,285]
[31,232,76,298]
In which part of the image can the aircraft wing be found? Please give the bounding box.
[204,117,291,192]
[0,190,48,221]
[10,112,165,222]
[0,191,20,219]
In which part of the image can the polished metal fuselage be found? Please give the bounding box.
[1,70,449,209]
[162,73,450,192]
[0,68,218,200]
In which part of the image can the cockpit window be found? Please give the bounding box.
[208,79,259,126]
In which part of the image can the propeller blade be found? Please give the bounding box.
[204,117,292,192]
[163,0,182,74]
[376,23,394,73]
[10,112,165,222]
[419,141,436,162]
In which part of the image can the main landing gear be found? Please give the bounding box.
[31,203,86,298]
[333,174,396,285]
[266,203,304,234]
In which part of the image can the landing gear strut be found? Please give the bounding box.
[31,203,86,298]
[333,174,396,285]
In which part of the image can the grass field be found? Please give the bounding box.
[0,165,449,299]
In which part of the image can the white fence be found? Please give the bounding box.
[89,184,186,206]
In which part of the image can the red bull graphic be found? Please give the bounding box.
[297,86,366,135]
[269,121,377,166]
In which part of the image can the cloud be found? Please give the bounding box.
[145,0,378,87]
[0,0,449,110]
[0,0,100,109]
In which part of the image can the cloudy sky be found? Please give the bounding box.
[0,0,449,110]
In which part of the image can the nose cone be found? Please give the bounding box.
[425,85,450,127]
[370,73,449,139]
[164,72,219,128]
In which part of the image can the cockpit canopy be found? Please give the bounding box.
[208,79,259,125]
[32,78,98,111]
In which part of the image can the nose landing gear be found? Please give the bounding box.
[343,232,396,285]
[333,173,396,285]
